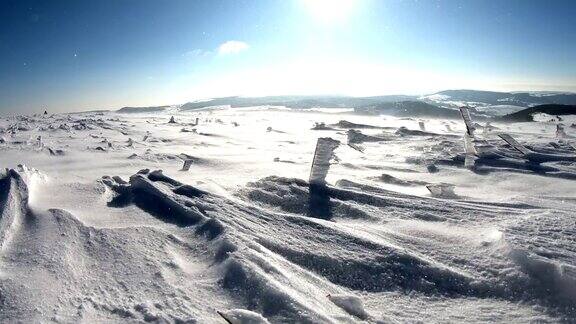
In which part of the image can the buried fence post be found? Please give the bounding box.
[483,122,491,135]
[36,135,43,149]
[346,130,366,152]
[557,124,567,139]
[498,133,576,163]
[426,183,458,199]
[181,159,193,171]
[418,121,426,131]
[309,137,340,186]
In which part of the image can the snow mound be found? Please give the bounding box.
[327,294,369,319]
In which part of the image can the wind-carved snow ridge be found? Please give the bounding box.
[103,170,485,319]
[0,168,29,252]
[102,169,351,322]
[240,176,575,317]
[0,164,574,321]
[98,170,576,320]
[1,168,230,322]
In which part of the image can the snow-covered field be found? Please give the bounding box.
[1,107,575,323]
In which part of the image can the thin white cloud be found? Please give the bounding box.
[217,40,249,55]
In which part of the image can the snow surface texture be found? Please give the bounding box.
[0,108,575,322]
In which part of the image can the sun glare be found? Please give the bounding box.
[300,0,358,24]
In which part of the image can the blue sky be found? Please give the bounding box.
[1,0,575,113]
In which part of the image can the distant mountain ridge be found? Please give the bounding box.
[179,95,466,118]
[110,91,576,119]
[498,104,576,122]
[180,95,416,110]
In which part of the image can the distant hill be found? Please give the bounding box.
[180,95,416,110]
[180,96,463,118]
[498,104,576,122]
[354,101,460,118]
[117,106,170,113]
[423,89,576,108]
[179,96,464,118]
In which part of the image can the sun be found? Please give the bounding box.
[300,0,358,24]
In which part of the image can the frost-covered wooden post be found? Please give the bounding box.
[498,133,531,156]
[309,137,340,186]
[459,107,475,138]
[459,106,478,168]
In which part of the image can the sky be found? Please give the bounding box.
[1,0,575,114]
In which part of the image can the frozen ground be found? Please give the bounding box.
[0,107,575,323]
